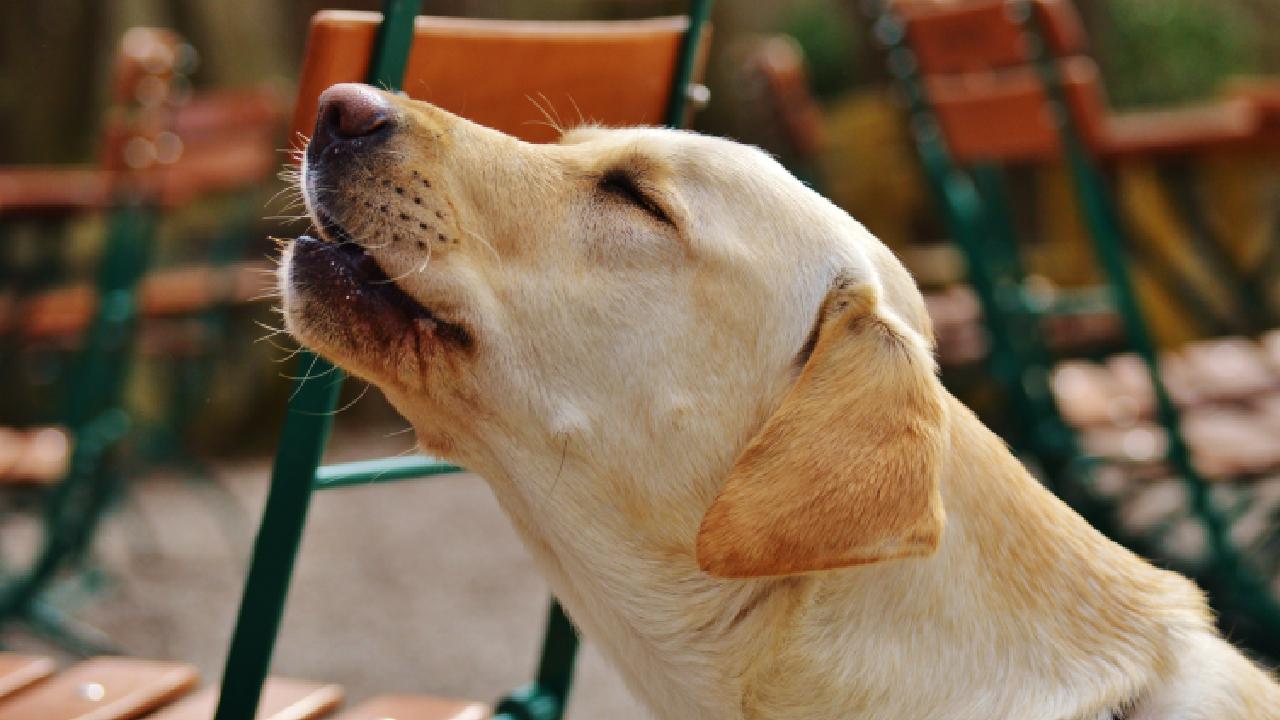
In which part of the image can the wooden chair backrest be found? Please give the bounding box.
[98,28,286,207]
[921,56,1109,163]
[292,11,707,144]
[751,35,826,161]
[148,85,285,207]
[896,0,1085,74]
[0,29,284,215]
[99,27,189,176]
[896,0,1105,162]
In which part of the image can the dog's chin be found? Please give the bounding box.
[281,233,468,387]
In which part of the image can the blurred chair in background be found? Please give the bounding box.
[742,32,1120,371]
[0,652,344,720]
[745,35,828,189]
[870,0,1280,659]
[0,26,283,651]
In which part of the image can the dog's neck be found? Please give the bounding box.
[435,394,1205,720]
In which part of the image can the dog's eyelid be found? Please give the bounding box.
[599,168,674,226]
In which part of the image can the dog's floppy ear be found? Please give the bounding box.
[697,275,948,578]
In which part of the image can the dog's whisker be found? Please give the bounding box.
[526,94,563,135]
[294,379,372,417]
[565,92,587,131]
[287,354,324,398]
[263,339,303,359]
[254,323,304,360]
[458,222,500,264]
[282,361,340,383]
[266,179,303,207]
[373,257,429,285]
[253,320,282,333]
[546,435,570,499]
[249,291,282,303]
[271,347,305,363]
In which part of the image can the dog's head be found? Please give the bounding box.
[282,84,948,578]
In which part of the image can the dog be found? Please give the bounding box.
[281,83,1280,720]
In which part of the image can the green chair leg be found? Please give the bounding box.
[0,201,156,647]
[214,3,423,717]
[212,358,343,720]
[494,601,579,720]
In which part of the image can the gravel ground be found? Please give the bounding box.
[2,419,645,719]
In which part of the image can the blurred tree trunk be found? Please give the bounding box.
[1237,0,1280,70]
[0,0,109,163]
[167,0,294,87]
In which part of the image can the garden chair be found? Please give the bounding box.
[869,0,1280,658]
[0,650,345,720]
[0,43,284,471]
[0,28,282,652]
[213,2,713,719]
[745,35,827,190]
[744,33,1120,371]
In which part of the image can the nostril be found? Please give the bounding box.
[311,83,393,155]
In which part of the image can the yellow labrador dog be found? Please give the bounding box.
[282,84,1280,720]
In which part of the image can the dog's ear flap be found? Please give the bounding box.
[697,276,948,578]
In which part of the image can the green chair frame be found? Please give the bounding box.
[0,35,198,653]
[212,2,713,718]
[0,200,153,655]
[869,0,1280,658]
[1,37,283,652]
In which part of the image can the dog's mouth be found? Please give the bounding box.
[313,204,360,248]
[292,208,471,347]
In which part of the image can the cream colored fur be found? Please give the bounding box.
[282,87,1280,719]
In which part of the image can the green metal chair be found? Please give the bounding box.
[0,29,197,653]
[0,28,287,651]
[869,0,1280,659]
[213,2,713,718]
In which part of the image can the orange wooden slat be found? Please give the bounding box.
[923,57,1108,163]
[753,36,826,160]
[1,86,283,216]
[144,677,343,720]
[3,261,274,340]
[0,426,70,485]
[897,0,1086,74]
[927,62,1261,162]
[169,86,287,140]
[291,12,696,144]
[1102,99,1260,158]
[0,656,197,720]
[0,167,112,215]
[902,0,1268,161]
[0,654,56,700]
[148,132,280,208]
[332,695,488,720]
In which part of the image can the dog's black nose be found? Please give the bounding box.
[311,83,392,156]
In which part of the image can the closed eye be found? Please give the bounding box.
[599,169,673,226]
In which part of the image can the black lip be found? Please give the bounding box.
[293,225,473,349]
[294,233,431,321]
